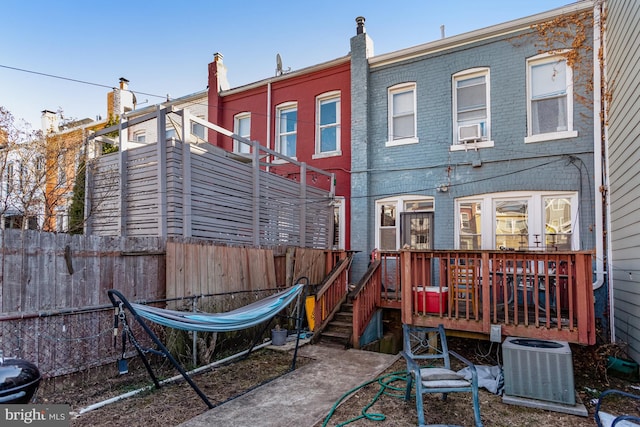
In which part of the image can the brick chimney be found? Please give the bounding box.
[41,110,58,133]
[107,77,135,119]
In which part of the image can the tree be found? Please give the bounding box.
[0,107,46,230]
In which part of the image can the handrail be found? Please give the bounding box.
[351,260,382,348]
[312,254,353,339]
[349,259,380,298]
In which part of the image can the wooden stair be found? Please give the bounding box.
[317,302,354,348]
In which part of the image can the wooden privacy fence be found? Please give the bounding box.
[0,230,341,377]
[0,229,165,377]
[87,107,335,249]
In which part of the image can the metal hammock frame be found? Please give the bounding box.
[107,279,309,409]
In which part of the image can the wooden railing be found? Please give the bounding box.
[397,250,596,345]
[350,259,382,348]
[351,249,595,345]
[312,254,352,336]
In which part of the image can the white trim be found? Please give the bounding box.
[315,91,341,156]
[452,68,491,146]
[387,82,417,144]
[524,130,578,144]
[332,196,346,250]
[449,140,495,152]
[375,195,435,251]
[454,191,579,250]
[233,112,251,153]
[275,102,298,158]
[526,52,575,139]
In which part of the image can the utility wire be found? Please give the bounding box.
[0,64,167,100]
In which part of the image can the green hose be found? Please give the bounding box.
[321,370,411,427]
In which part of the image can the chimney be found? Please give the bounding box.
[41,110,59,133]
[212,52,230,91]
[356,16,366,35]
[119,77,129,90]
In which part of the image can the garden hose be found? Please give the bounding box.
[321,370,411,427]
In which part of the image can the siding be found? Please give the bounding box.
[606,0,640,362]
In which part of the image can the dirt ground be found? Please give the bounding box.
[34,338,640,427]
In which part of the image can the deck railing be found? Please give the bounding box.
[359,249,595,345]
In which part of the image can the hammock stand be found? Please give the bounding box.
[107,279,309,409]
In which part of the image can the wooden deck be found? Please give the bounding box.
[354,250,596,345]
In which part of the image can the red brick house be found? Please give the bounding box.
[207,53,352,250]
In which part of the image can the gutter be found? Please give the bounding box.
[369,2,593,68]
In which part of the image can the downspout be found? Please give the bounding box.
[266,81,272,172]
[592,1,605,292]
[598,1,616,341]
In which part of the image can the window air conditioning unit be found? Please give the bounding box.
[502,337,575,405]
[458,124,482,142]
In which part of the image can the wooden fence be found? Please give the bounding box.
[0,230,337,377]
[86,108,335,249]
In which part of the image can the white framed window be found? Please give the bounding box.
[451,68,494,151]
[332,196,345,250]
[454,191,578,250]
[387,83,418,146]
[165,128,176,139]
[191,117,206,140]
[314,92,341,157]
[233,113,251,154]
[133,131,146,143]
[375,196,434,251]
[276,102,297,158]
[525,53,578,143]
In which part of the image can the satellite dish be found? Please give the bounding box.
[276,53,283,76]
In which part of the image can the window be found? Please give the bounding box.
[191,117,206,140]
[455,192,578,250]
[495,200,529,250]
[315,92,340,156]
[387,83,417,146]
[332,196,345,250]
[544,196,572,250]
[376,196,434,251]
[276,103,297,157]
[451,69,493,151]
[526,53,577,143]
[133,131,146,143]
[459,201,482,249]
[166,128,176,139]
[233,113,251,154]
[6,162,14,193]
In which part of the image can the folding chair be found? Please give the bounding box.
[400,324,482,427]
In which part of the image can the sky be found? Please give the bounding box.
[1,0,579,129]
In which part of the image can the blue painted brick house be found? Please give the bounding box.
[349,2,601,287]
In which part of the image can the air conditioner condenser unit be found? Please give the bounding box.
[502,337,575,405]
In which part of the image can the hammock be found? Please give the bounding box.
[129,284,304,332]
[106,281,309,410]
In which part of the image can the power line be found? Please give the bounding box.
[0,64,167,99]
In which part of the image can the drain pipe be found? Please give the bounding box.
[74,341,271,417]
[592,1,605,292]
[596,1,616,341]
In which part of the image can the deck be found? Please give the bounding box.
[351,250,596,346]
